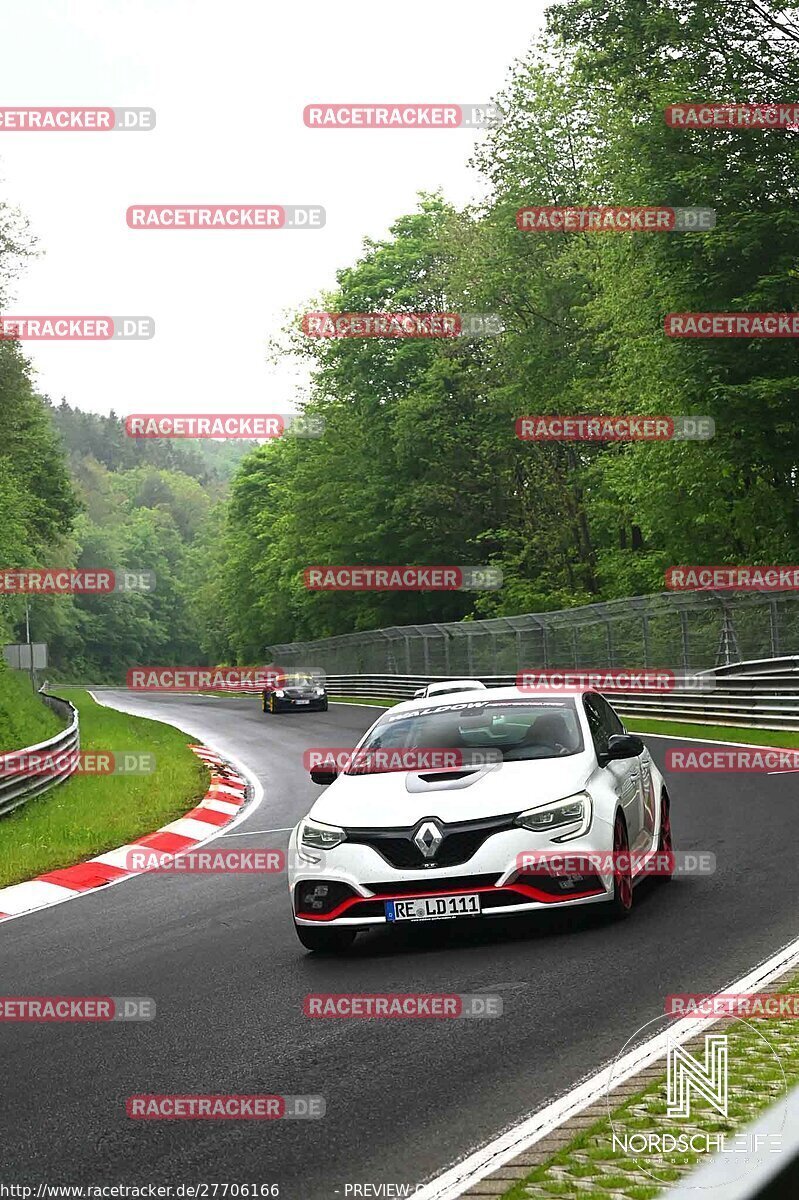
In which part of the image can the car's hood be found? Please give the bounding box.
[308,753,594,827]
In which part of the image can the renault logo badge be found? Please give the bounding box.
[413,820,443,859]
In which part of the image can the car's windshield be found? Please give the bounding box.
[350,699,584,772]
[286,674,314,687]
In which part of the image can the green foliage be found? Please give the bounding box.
[200,0,799,655]
[0,664,63,751]
[0,687,208,886]
[4,2,799,670]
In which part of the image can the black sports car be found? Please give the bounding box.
[262,673,328,713]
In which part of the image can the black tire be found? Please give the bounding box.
[657,789,674,882]
[320,700,329,712]
[262,691,270,713]
[609,811,634,918]
[294,920,357,954]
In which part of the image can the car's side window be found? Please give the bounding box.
[595,693,625,737]
[582,695,609,758]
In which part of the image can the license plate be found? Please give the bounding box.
[294,699,310,705]
[385,894,481,922]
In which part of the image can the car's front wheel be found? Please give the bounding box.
[293,920,357,954]
[610,811,634,918]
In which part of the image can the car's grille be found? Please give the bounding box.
[365,874,501,896]
[344,813,517,869]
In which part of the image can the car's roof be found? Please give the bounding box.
[387,685,588,715]
[427,678,485,690]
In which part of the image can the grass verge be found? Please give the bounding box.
[625,714,799,749]
[0,668,64,750]
[0,689,209,888]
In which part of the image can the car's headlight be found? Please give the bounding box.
[314,687,325,696]
[514,792,592,841]
[300,818,346,850]
[274,689,285,697]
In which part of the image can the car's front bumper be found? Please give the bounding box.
[288,822,619,926]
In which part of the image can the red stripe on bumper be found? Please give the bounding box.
[299,881,606,921]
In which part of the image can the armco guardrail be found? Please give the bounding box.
[0,689,80,817]
[324,663,799,730]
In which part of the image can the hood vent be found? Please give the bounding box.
[405,760,502,793]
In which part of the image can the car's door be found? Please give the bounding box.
[583,693,644,848]
[594,693,654,848]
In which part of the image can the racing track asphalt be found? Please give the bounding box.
[1,692,797,1198]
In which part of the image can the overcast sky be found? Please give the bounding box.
[0,0,547,418]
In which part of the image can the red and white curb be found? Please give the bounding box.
[0,745,250,925]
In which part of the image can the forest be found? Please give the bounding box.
[1,0,797,679]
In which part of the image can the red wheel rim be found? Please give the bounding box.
[614,815,633,909]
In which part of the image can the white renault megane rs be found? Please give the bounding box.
[288,687,673,952]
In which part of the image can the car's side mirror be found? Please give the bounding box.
[600,733,645,764]
[310,767,338,785]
